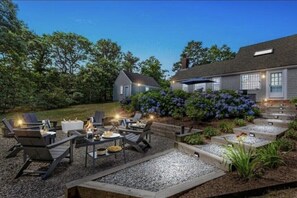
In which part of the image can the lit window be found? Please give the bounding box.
[194,83,206,91]
[212,77,221,91]
[182,84,188,92]
[145,86,149,91]
[241,73,260,90]
[254,49,273,56]
[120,85,123,94]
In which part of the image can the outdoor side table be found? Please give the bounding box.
[61,120,84,133]
[84,135,126,169]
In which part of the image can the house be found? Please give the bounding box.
[171,34,297,102]
[113,70,160,101]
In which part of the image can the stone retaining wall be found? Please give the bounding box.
[151,122,202,140]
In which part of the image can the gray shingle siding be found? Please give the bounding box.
[221,75,240,90]
[287,68,297,99]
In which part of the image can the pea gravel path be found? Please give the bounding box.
[0,131,174,198]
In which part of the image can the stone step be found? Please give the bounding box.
[260,107,297,114]
[211,134,271,150]
[254,118,291,128]
[233,124,287,141]
[261,113,296,120]
[175,142,230,171]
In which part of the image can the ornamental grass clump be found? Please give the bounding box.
[219,121,234,133]
[257,142,284,169]
[203,127,219,139]
[184,133,204,145]
[285,129,297,140]
[224,143,258,180]
[234,118,246,127]
[245,115,255,123]
[288,120,297,130]
[276,137,296,152]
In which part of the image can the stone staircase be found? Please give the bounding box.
[177,100,296,172]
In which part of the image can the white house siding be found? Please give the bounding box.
[287,67,297,99]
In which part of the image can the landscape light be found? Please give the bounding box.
[17,120,23,126]
[115,114,120,119]
[149,115,154,119]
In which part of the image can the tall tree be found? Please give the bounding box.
[49,32,91,74]
[122,51,139,72]
[207,44,236,63]
[139,56,167,85]
[172,41,236,72]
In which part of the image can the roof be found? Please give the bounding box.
[123,71,160,87]
[172,34,297,81]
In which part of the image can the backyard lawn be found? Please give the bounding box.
[0,102,121,124]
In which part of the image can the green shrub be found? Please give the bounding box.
[245,115,255,123]
[285,129,297,140]
[288,120,297,130]
[224,143,258,179]
[203,127,219,139]
[276,138,296,152]
[290,97,297,104]
[257,142,284,169]
[234,118,246,127]
[184,133,204,145]
[219,121,234,133]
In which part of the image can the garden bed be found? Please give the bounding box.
[179,142,297,198]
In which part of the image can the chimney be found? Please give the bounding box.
[181,57,189,70]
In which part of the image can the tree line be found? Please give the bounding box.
[0,0,236,113]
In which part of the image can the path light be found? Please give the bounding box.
[17,119,23,127]
[149,115,154,120]
[115,114,120,120]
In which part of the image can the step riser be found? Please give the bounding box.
[211,135,271,150]
[261,114,296,120]
[253,119,289,128]
[175,142,230,171]
[233,128,285,141]
[261,109,297,114]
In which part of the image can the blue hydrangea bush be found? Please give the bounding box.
[120,89,259,120]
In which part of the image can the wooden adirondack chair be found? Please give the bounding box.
[92,111,105,127]
[2,118,40,158]
[120,121,153,153]
[14,129,77,180]
[22,113,57,129]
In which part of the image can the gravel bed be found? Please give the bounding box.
[240,125,286,134]
[225,135,270,145]
[196,144,227,158]
[97,150,218,192]
[0,130,174,198]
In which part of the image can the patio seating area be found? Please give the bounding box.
[0,124,174,198]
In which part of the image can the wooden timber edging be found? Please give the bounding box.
[65,146,225,198]
[151,122,202,140]
[211,179,297,198]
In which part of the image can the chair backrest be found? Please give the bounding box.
[23,113,38,123]
[94,111,104,123]
[139,121,153,140]
[132,112,142,122]
[2,118,14,134]
[14,129,53,161]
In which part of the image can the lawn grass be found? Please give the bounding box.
[0,102,121,124]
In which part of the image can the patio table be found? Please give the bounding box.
[84,134,126,169]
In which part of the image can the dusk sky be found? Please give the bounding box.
[15,1,297,76]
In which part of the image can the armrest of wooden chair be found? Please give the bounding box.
[47,135,77,149]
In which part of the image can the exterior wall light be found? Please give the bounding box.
[261,74,266,79]
[137,83,141,87]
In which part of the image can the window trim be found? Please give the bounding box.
[212,77,221,91]
[240,73,261,90]
[182,84,188,92]
[120,85,124,95]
